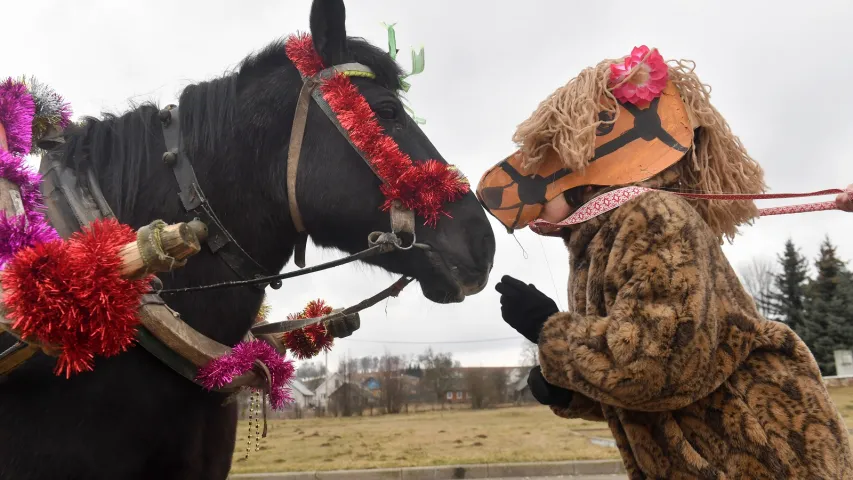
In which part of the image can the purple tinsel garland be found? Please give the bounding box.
[196,339,295,409]
[0,147,44,212]
[0,78,35,156]
[0,147,60,269]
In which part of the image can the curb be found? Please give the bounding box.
[230,459,625,479]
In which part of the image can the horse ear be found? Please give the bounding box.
[309,0,347,66]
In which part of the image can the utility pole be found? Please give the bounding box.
[324,350,329,414]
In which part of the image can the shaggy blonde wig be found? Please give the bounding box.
[512,53,766,242]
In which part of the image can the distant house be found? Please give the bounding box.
[350,373,422,401]
[313,373,344,409]
[328,382,375,416]
[443,378,470,403]
[362,376,381,392]
[289,379,315,408]
[302,377,325,392]
[440,367,527,405]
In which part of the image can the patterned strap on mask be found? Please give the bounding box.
[530,186,844,235]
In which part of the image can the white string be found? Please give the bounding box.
[537,235,564,311]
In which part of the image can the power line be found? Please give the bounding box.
[343,337,519,345]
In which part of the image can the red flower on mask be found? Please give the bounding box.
[609,46,668,105]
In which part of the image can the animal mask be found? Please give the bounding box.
[476,81,694,231]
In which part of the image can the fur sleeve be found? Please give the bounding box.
[538,191,752,412]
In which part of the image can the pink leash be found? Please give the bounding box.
[530,187,843,235]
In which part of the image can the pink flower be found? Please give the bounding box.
[609,46,668,105]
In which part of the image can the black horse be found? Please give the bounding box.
[0,1,495,478]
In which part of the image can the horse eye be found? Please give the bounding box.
[375,105,398,120]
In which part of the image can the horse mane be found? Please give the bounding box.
[59,36,402,222]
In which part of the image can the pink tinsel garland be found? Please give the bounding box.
[0,78,35,156]
[195,339,295,409]
[0,80,61,269]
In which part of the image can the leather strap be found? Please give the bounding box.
[159,106,274,290]
[282,61,420,266]
[0,342,39,377]
[285,78,319,268]
[16,142,263,391]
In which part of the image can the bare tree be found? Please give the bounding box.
[296,361,327,379]
[487,368,510,405]
[333,355,355,417]
[739,257,777,318]
[346,357,360,377]
[520,341,539,367]
[464,369,489,409]
[419,348,459,408]
[379,354,405,414]
[359,356,373,374]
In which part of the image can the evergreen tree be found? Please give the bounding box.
[769,239,809,335]
[802,237,853,376]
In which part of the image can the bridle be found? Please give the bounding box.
[284,62,420,269]
[144,58,427,373]
[155,60,422,285]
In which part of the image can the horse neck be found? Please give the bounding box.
[149,181,298,346]
[94,148,298,347]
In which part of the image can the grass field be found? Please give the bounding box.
[230,386,853,474]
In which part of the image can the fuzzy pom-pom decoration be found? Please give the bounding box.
[196,339,295,409]
[1,218,151,377]
[281,299,335,359]
[21,76,72,148]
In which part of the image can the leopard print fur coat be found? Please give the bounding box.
[538,190,853,479]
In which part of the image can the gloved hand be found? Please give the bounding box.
[495,275,559,344]
[325,313,360,339]
[528,365,573,407]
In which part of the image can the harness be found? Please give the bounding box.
[0,58,421,391]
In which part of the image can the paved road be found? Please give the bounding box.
[497,476,627,480]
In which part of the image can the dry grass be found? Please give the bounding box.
[230,386,853,474]
[830,386,853,426]
[230,405,615,474]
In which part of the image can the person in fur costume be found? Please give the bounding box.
[476,46,853,479]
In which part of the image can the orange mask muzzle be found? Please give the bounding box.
[477,81,695,232]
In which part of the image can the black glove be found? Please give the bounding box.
[528,365,573,407]
[325,313,360,339]
[495,275,559,344]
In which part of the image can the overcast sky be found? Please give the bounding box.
[5,0,853,370]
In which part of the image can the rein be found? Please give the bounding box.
[530,186,844,234]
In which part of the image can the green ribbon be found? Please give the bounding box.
[382,22,426,125]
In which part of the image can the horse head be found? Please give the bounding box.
[231,0,496,304]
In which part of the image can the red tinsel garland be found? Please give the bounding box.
[1,218,152,377]
[281,299,334,360]
[284,34,470,226]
